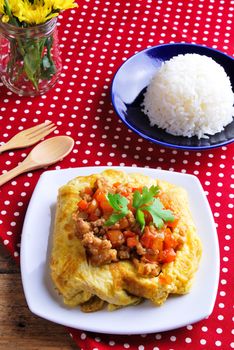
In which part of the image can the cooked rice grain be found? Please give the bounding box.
[143,54,234,139]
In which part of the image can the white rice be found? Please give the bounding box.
[142,53,234,139]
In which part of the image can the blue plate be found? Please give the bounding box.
[111,43,234,150]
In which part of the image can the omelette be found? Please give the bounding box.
[50,169,202,312]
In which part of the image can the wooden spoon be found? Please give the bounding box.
[0,136,74,186]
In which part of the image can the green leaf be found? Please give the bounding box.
[42,56,51,69]
[143,198,175,229]
[107,193,128,212]
[133,185,160,208]
[23,44,41,89]
[136,208,145,231]
[105,212,126,227]
[132,190,141,208]
[105,193,129,226]
[40,55,56,79]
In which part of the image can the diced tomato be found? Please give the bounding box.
[89,213,99,221]
[140,227,166,253]
[120,190,129,198]
[143,252,158,263]
[140,234,154,249]
[159,248,176,263]
[127,198,134,212]
[118,217,129,229]
[164,229,178,250]
[143,210,152,224]
[167,216,179,229]
[123,230,136,238]
[106,230,125,247]
[126,236,138,248]
[84,187,93,195]
[132,187,143,193]
[140,227,156,249]
[77,199,89,211]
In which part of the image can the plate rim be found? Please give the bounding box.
[111,42,234,151]
[20,166,220,334]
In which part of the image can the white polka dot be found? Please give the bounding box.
[215,340,222,346]
[185,337,192,343]
[155,334,162,340]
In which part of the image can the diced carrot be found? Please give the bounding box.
[158,275,172,285]
[87,199,98,213]
[77,199,89,211]
[93,190,112,212]
[113,182,121,187]
[107,230,125,247]
[94,190,106,203]
[151,237,164,251]
[126,236,138,248]
[99,199,113,213]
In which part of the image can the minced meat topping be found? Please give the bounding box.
[74,177,184,277]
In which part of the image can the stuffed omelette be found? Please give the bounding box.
[50,169,202,312]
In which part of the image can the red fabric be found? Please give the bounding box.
[0,0,234,349]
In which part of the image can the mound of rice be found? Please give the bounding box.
[142,53,234,139]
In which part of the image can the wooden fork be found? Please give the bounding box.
[0,121,57,153]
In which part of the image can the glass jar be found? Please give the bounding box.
[0,18,62,96]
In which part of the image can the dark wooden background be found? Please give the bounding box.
[0,243,78,350]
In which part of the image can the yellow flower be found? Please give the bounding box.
[0,1,4,14]
[1,0,78,25]
[12,0,54,25]
[2,14,9,22]
[52,0,78,11]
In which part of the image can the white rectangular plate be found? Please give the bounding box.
[20,166,219,334]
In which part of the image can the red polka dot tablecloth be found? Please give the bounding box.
[0,0,234,349]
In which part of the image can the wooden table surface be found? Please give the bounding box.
[0,242,78,350]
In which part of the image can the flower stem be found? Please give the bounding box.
[4,0,25,55]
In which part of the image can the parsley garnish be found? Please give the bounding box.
[105,193,129,226]
[105,185,175,230]
[133,186,174,230]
